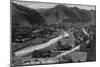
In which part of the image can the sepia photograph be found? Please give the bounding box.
[11,0,96,67]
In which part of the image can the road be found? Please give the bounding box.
[15,31,70,56]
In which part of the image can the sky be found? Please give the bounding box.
[12,1,96,10]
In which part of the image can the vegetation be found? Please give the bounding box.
[11,2,96,66]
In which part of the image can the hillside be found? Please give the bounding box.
[36,4,95,25]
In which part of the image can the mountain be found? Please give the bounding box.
[11,2,46,42]
[12,2,46,25]
[36,4,95,25]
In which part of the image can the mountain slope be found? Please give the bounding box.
[36,4,95,25]
[11,2,46,42]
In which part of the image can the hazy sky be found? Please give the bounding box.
[12,1,95,10]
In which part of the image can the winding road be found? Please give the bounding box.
[15,31,70,56]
